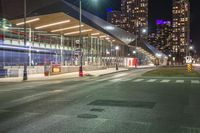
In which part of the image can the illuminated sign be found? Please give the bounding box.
[106,8,113,12]
[52,67,61,73]
[156,20,171,25]
[51,64,61,73]
[185,56,193,64]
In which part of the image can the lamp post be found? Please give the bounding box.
[106,50,110,68]
[135,28,147,58]
[79,0,83,77]
[115,46,119,70]
[188,45,194,56]
[79,0,98,77]
[23,0,28,81]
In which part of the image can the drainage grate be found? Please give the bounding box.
[90,108,105,112]
[88,100,155,109]
[77,114,98,119]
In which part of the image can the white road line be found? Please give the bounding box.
[133,79,144,82]
[121,79,132,81]
[160,80,170,83]
[146,79,157,82]
[109,78,123,82]
[176,80,184,83]
[191,80,200,84]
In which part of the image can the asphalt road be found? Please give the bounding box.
[0,68,200,133]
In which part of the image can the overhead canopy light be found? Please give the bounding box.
[99,35,107,38]
[51,25,84,32]
[91,33,100,36]
[16,18,40,26]
[105,26,115,30]
[64,29,92,35]
[35,20,70,30]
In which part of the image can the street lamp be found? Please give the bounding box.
[115,46,119,51]
[106,50,110,68]
[106,51,110,55]
[189,46,194,50]
[142,28,147,34]
[115,46,119,70]
[188,45,195,57]
[79,0,98,77]
[133,50,136,54]
[135,28,148,57]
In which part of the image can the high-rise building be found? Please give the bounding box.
[121,0,148,36]
[148,20,172,55]
[172,0,190,62]
[107,0,148,37]
[0,0,3,18]
[107,10,124,28]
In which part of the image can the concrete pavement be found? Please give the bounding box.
[0,68,199,133]
[0,67,129,83]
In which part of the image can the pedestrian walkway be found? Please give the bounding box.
[0,68,128,83]
[107,78,200,85]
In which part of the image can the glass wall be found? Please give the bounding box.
[0,20,125,68]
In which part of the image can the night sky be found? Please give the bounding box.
[67,0,199,54]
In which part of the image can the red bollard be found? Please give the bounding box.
[79,66,83,77]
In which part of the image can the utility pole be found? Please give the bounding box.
[23,0,28,81]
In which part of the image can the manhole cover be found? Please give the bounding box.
[77,114,98,119]
[90,108,104,112]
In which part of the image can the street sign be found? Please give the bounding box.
[185,56,193,72]
[185,56,193,64]
[75,40,80,44]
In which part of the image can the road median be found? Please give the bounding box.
[142,66,200,77]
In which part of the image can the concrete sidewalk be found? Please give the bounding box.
[0,68,129,83]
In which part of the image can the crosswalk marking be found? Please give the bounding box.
[133,79,144,82]
[160,80,170,83]
[191,80,200,84]
[104,78,200,85]
[176,80,184,83]
[146,79,157,82]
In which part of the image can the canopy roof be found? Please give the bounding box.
[9,0,136,45]
[2,0,165,59]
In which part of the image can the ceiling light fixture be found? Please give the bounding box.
[99,35,107,38]
[91,33,100,36]
[64,29,92,35]
[35,20,70,30]
[16,18,40,26]
[51,25,84,32]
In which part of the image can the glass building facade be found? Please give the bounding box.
[0,20,126,68]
